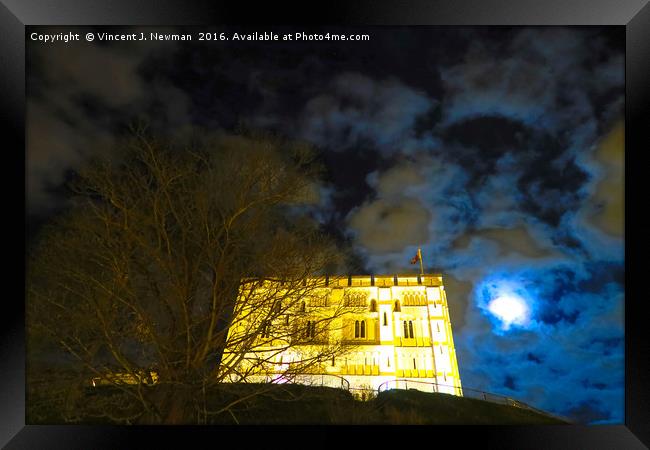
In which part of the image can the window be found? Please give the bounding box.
[403,320,414,338]
[369,299,377,312]
[354,320,366,338]
[383,312,388,326]
[394,300,401,312]
[413,358,417,369]
[332,357,336,367]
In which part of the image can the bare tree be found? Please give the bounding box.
[27,126,358,424]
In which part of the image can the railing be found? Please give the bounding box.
[378,378,461,396]
[222,373,568,422]
[286,373,350,390]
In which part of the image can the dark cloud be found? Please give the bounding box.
[297,72,436,155]
[503,374,517,391]
[526,353,543,364]
[451,227,554,259]
[439,274,473,330]
[27,27,192,215]
[348,198,431,254]
[439,28,623,130]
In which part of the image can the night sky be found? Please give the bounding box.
[27,26,624,424]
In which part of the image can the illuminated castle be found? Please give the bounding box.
[222,273,463,397]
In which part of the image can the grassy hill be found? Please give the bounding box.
[28,380,570,425]
[199,383,570,425]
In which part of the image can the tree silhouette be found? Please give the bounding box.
[27,126,357,424]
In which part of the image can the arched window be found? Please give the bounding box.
[408,320,414,338]
[383,312,388,326]
[360,320,366,338]
[369,299,377,312]
[394,300,401,312]
[354,320,360,338]
[403,320,409,337]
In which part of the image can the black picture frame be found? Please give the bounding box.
[3,1,648,448]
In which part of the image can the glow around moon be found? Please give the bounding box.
[477,276,535,332]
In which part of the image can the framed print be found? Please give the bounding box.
[3,0,648,448]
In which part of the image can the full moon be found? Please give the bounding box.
[487,294,530,328]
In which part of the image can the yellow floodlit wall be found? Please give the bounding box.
[223,274,462,396]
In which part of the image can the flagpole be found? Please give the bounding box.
[418,247,424,276]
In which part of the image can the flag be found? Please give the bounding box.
[410,252,420,264]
